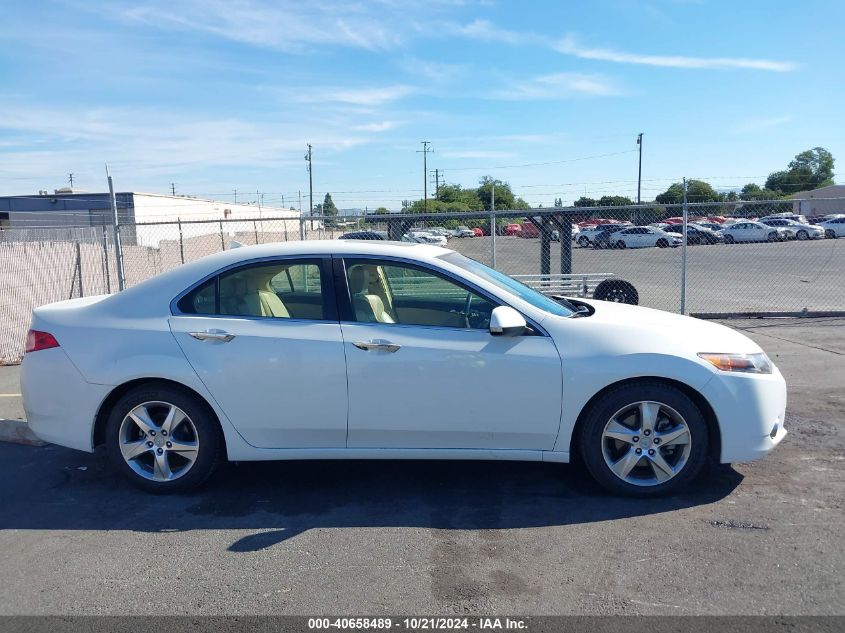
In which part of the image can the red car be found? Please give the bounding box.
[519,222,539,238]
[504,223,522,236]
[473,227,483,237]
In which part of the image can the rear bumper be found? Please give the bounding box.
[701,366,788,463]
[20,348,110,452]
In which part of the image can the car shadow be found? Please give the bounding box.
[0,443,743,552]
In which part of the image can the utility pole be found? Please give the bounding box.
[305,144,313,229]
[636,133,644,204]
[68,173,74,188]
[430,168,443,198]
[490,179,496,268]
[417,141,431,211]
[233,189,238,203]
[170,182,176,196]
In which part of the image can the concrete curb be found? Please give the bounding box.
[0,419,48,447]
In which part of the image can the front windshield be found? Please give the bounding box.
[438,252,574,317]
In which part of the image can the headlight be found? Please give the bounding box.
[697,352,773,374]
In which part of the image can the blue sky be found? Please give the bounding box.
[1,0,843,210]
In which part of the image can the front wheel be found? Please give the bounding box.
[616,240,626,249]
[578,236,590,247]
[796,230,809,241]
[593,279,639,305]
[724,234,735,244]
[656,238,668,248]
[826,229,837,239]
[767,231,779,242]
[105,384,223,493]
[579,382,709,497]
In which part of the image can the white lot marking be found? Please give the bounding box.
[0,394,21,397]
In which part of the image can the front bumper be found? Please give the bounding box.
[701,365,787,463]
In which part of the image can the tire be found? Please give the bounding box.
[724,234,735,244]
[796,230,809,241]
[656,238,668,248]
[578,381,709,497]
[826,229,837,239]
[593,279,639,305]
[617,240,626,249]
[767,231,779,242]
[105,384,223,494]
[578,236,590,248]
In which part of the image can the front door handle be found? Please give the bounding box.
[352,340,401,353]
[189,329,235,342]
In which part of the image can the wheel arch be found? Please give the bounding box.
[93,377,225,449]
[569,376,721,461]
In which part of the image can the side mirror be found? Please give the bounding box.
[489,306,527,337]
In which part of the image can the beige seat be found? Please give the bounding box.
[348,266,394,324]
[220,270,290,318]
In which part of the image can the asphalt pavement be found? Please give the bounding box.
[0,318,843,615]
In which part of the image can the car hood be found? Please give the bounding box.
[547,299,763,358]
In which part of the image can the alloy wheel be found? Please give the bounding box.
[601,401,692,487]
[118,401,199,482]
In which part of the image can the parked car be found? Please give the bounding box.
[721,222,788,243]
[694,222,725,232]
[610,227,683,249]
[338,231,387,240]
[662,224,724,245]
[592,227,622,249]
[426,227,453,239]
[404,231,448,247]
[759,213,809,225]
[576,223,631,247]
[819,217,845,238]
[472,227,484,237]
[452,226,476,238]
[759,218,824,240]
[519,222,539,238]
[504,223,522,236]
[21,240,787,496]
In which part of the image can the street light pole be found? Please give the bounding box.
[636,133,643,205]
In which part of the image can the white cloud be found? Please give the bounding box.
[352,121,402,132]
[494,73,624,100]
[555,35,797,72]
[398,57,468,84]
[449,19,528,44]
[297,85,416,106]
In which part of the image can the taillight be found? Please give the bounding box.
[25,329,60,353]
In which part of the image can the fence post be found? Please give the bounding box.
[253,220,259,244]
[106,166,126,291]
[101,225,111,294]
[178,217,185,264]
[490,186,496,269]
[680,178,688,315]
[300,216,305,241]
[219,220,225,250]
[76,241,84,297]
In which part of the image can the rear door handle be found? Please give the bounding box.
[189,329,235,342]
[352,340,401,353]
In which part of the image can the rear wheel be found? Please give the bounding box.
[826,229,837,239]
[579,382,709,497]
[578,236,590,247]
[656,238,668,248]
[767,231,779,242]
[724,234,735,244]
[796,230,809,241]
[616,240,626,249]
[105,384,222,493]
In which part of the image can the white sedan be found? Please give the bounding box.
[819,217,845,238]
[21,241,786,496]
[722,221,789,243]
[609,226,682,249]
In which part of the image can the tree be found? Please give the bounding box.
[655,180,721,205]
[597,195,634,207]
[573,196,597,207]
[321,193,339,227]
[475,176,529,211]
[765,147,835,195]
[554,197,563,207]
[436,183,484,211]
[740,183,782,201]
[373,206,390,215]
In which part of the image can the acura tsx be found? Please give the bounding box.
[21,240,786,495]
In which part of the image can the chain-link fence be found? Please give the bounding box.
[2,199,844,363]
